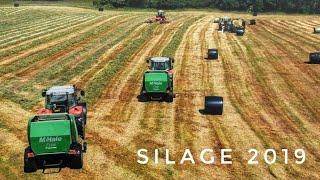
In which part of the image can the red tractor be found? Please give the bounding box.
[37,85,87,139]
[145,10,169,24]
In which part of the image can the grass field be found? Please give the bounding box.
[0,4,319,179]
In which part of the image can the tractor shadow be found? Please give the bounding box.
[199,109,208,115]
[304,61,319,64]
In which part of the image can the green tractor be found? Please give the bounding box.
[24,113,86,173]
[38,85,87,139]
[139,57,175,102]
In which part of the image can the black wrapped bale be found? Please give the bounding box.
[14,2,19,7]
[205,96,223,115]
[309,52,320,64]
[249,19,256,25]
[99,7,104,11]
[208,49,218,60]
[253,12,258,16]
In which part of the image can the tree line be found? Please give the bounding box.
[94,0,320,13]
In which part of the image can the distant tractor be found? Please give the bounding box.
[309,52,320,64]
[139,57,175,102]
[207,49,219,60]
[314,27,320,34]
[24,113,86,173]
[219,17,233,32]
[145,10,169,24]
[204,96,224,115]
[38,85,87,139]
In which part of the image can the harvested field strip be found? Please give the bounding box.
[71,23,150,89]
[174,18,235,178]
[0,16,145,110]
[201,23,255,178]
[245,27,320,144]
[251,23,320,113]
[0,16,95,48]
[266,20,319,48]
[255,21,320,82]
[14,16,139,80]
[218,33,297,178]
[0,15,80,37]
[0,15,123,75]
[172,19,204,177]
[84,24,156,105]
[0,15,115,61]
[0,15,91,43]
[226,31,319,177]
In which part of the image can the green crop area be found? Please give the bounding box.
[0,2,319,179]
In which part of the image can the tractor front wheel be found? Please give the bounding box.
[24,147,37,173]
[69,146,83,169]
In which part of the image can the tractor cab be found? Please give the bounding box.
[147,57,174,71]
[157,10,165,18]
[42,85,84,113]
[39,85,87,139]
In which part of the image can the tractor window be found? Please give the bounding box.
[151,61,169,70]
[47,94,76,107]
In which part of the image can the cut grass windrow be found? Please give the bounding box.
[0,16,94,48]
[161,16,204,57]
[0,15,124,75]
[0,17,146,110]
[84,24,156,105]
[0,15,115,61]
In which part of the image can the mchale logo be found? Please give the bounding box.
[150,81,163,85]
[39,136,62,143]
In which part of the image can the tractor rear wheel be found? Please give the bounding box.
[70,146,83,169]
[24,147,37,173]
[166,93,174,103]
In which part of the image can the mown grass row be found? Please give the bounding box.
[0,8,76,33]
[161,16,204,57]
[84,24,157,105]
[0,14,89,38]
[0,16,146,110]
[0,15,92,42]
[0,15,109,59]
[0,15,124,76]
[0,16,94,48]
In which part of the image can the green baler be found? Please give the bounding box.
[24,113,86,173]
[139,71,174,102]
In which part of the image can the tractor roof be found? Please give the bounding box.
[31,113,71,122]
[150,57,170,62]
[46,85,75,95]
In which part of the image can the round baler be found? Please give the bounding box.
[24,114,86,173]
[204,96,224,115]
